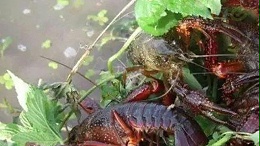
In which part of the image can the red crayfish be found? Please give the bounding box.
[67,101,208,146]
[67,0,259,145]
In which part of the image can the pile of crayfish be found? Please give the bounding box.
[67,1,259,146]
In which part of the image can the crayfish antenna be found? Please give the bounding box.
[40,56,97,86]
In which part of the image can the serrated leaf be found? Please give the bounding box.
[138,12,182,36]
[12,131,59,146]
[19,112,32,129]
[167,0,212,18]
[135,0,167,25]
[7,71,30,111]
[0,122,26,141]
[41,40,52,49]
[200,0,222,15]
[48,61,58,69]
[135,0,222,36]
[4,72,63,145]
[24,87,62,131]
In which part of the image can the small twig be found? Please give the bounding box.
[66,0,136,82]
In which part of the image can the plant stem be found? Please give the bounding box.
[60,74,117,130]
[80,74,117,102]
[107,27,142,73]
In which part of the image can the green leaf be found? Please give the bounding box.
[5,71,63,145]
[7,71,30,111]
[200,0,222,15]
[41,40,52,49]
[95,71,121,106]
[195,116,217,136]
[57,0,69,6]
[182,67,202,90]
[0,73,14,90]
[12,131,59,146]
[207,126,232,146]
[0,122,26,141]
[95,71,115,83]
[19,112,32,129]
[98,35,116,50]
[73,0,84,8]
[0,140,8,146]
[82,55,94,66]
[134,0,222,36]
[208,133,232,146]
[166,0,212,18]
[87,10,109,26]
[84,69,95,78]
[0,37,12,57]
[138,12,182,36]
[48,61,58,69]
[54,0,69,10]
[249,131,259,145]
[135,0,167,25]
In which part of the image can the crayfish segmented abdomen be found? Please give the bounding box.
[68,102,208,146]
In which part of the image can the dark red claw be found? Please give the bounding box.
[124,81,161,102]
[212,61,245,78]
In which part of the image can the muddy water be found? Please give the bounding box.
[0,0,131,123]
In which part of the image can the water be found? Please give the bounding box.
[0,0,132,123]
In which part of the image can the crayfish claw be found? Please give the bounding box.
[201,110,235,128]
[201,102,237,116]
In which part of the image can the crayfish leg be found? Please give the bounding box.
[200,102,237,116]
[201,110,235,128]
[124,77,176,106]
[112,110,141,146]
[123,66,158,85]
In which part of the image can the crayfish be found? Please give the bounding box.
[67,0,259,145]
[67,100,208,146]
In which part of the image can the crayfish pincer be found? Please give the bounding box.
[67,102,208,146]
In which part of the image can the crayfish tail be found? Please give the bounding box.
[175,128,208,146]
[174,120,208,146]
